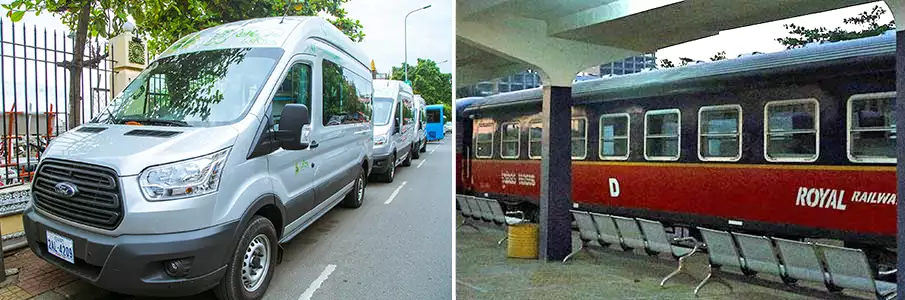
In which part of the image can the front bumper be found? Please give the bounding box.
[371,152,394,174]
[23,208,237,297]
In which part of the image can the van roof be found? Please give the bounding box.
[155,17,369,68]
[373,80,413,98]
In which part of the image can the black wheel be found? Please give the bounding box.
[419,141,427,152]
[214,216,277,300]
[401,149,412,167]
[412,142,421,159]
[341,166,365,208]
[373,154,395,183]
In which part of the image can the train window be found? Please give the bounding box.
[644,109,681,161]
[474,121,495,158]
[572,118,588,159]
[764,99,819,162]
[528,119,542,159]
[500,122,520,159]
[599,113,629,160]
[698,105,742,161]
[847,92,896,163]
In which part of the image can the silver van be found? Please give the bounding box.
[413,95,428,156]
[369,80,416,182]
[22,17,373,300]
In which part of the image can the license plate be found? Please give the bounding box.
[46,230,74,264]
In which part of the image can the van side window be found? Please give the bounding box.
[764,99,818,162]
[402,99,414,126]
[475,121,495,158]
[322,59,371,126]
[271,63,311,128]
[698,105,742,161]
[528,119,542,159]
[644,109,680,161]
[847,92,896,163]
[571,118,587,159]
[599,113,629,160]
[500,122,520,159]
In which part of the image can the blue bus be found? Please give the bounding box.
[425,104,445,141]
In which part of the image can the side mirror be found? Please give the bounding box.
[394,119,401,134]
[276,104,310,150]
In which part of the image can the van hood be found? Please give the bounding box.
[42,124,240,176]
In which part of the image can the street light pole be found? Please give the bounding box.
[405,5,431,84]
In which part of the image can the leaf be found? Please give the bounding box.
[10,10,25,22]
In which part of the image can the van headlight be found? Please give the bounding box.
[374,134,388,145]
[139,148,230,201]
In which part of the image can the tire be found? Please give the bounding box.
[412,142,421,159]
[341,166,365,208]
[401,149,412,167]
[373,154,395,183]
[214,216,278,300]
[419,140,427,152]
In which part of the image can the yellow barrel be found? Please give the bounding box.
[507,223,538,259]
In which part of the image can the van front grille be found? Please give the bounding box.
[32,160,123,230]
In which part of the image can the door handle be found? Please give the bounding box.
[309,141,319,149]
[354,130,369,135]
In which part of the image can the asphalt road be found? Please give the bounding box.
[103,139,453,300]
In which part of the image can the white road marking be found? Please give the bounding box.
[416,159,427,168]
[299,264,336,300]
[384,181,407,204]
[429,147,437,155]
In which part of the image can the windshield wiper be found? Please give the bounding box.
[116,118,191,127]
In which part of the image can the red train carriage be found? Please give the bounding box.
[455,32,898,267]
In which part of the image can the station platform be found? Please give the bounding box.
[455,216,877,300]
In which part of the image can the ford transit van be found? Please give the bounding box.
[413,95,428,156]
[369,80,416,182]
[22,17,373,300]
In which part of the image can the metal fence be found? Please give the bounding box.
[0,20,115,188]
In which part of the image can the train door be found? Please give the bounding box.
[456,114,473,193]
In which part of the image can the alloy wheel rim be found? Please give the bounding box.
[356,176,364,203]
[242,234,271,292]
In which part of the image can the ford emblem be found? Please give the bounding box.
[53,182,78,198]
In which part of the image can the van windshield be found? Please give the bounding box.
[372,97,395,126]
[92,47,283,127]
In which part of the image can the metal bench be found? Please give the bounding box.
[471,197,495,224]
[563,210,599,263]
[589,212,622,250]
[818,243,897,300]
[635,218,701,287]
[474,197,527,246]
[695,227,739,296]
[455,195,479,231]
[612,215,645,252]
[732,232,787,282]
[773,237,827,288]
[464,196,487,225]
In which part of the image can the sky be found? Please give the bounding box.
[656,1,894,62]
[343,0,453,74]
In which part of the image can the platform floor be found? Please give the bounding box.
[455,216,877,300]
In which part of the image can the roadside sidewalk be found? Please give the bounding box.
[0,247,111,300]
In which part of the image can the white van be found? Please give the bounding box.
[369,80,416,182]
[23,17,373,300]
[413,95,428,156]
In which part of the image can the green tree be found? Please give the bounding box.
[390,58,452,116]
[131,0,365,56]
[776,5,895,49]
[3,0,131,128]
[710,51,727,61]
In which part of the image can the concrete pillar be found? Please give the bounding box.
[885,0,902,290]
[109,31,147,97]
[538,85,573,261]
